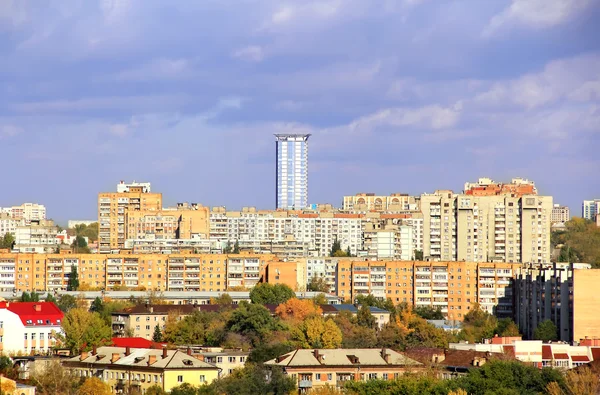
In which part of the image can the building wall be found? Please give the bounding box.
[342,194,418,212]
[0,309,60,355]
[164,369,218,392]
[275,134,310,210]
[551,206,570,224]
[573,270,600,343]
[582,200,600,221]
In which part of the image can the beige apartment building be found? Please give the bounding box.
[421,191,552,263]
[342,193,418,212]
[112,304,197,338]
[551,204,570,224]
[99,182,163,253]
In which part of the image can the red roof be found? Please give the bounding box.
[591,348,600,361]
[502,345,515,358]
[0,302,63,326]
[571,356,590,362]
[554,353,570,360]
[111,337,166,349]
[542,345,552,360]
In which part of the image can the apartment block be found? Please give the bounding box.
[582,199,600,221]
[0,203,46,224]
[421,191,552,263]
[112,304,197,338]
[0,213,22,238]
[98,181,163,253]
[463,177,537,196]
[14,219,60,253]
[514,263,600,343]
[551,204,570,224]
[360,220,414,260]
[342,193,419,212]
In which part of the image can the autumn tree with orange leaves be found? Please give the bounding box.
[275,298,322,322]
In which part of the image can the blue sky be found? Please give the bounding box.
[1,0,599,223]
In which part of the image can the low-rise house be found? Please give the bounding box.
[265,348,422,392]
[62,346,220,393]
[320,304,391,329]
[0,302,63,355]
[112,304,197,339]
[403,348,504,379]
[180,347,249,377]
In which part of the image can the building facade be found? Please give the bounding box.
[514,263,600,342]
[0,203,46,224]
[13,220,60,254]
[275,134,310,210]
[551,205,570,224]
[582,199,600,221]
[342,193,418,212]
[0,301,63,355]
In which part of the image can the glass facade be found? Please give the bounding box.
[275,134,310,209]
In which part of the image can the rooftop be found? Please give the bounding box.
[265,348,422,367]
[0,301,63,326]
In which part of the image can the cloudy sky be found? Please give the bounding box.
[1,0,599,223]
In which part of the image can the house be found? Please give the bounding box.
[403,348,504,379]
[265,348,422,392]
[0,302,63,355]
[62,346,220,393]
[112,304,197,339]
[180,346,249,377]
[320,304,391,329]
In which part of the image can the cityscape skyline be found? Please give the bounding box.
[0,2,599,222]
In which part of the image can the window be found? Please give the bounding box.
[228,357,236,363]
[368,373,377,380]
[200,375,206,383]
[177,375,183,382]
[316,374,321,380]
[383,373,388,380]
[217,357,223,363]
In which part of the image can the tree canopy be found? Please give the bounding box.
[552,217,600,267]
[249,283,295,305]
[534,319,558,342]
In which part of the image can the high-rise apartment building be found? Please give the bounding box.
[551,204,570,224]
[98,181,162,253]
[582,200,600,221]
[464,177,537,196]
[421,191,552,263]
[275,134,310,210]
[0,203,46,224]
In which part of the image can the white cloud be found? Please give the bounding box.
[115,58,191,81]
[232,45,265,62]
[483,0,592,37]
[346,104,461,132]
[0,124,23,138]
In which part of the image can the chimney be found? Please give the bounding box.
[149,306,154,313]
[125,347,131,356]
[148,355,157,366]
[111,353,120,363]
[381,348,390,364]
[92,345,97,355]
[313,349,320,361]
[162,347,168,359]
[80,351,89,361]
[34,304,42,312]
[187,347,192,356]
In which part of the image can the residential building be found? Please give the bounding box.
[359,220,414,260]
[190,347,249,377]
[551,204,570,224]
[342,193,418,212]
[582,199,600,221]
[0,301,63,355]
[98,181,162,253]
[320,304,391,329]
[112,304,197,339]
[13,220,60,254]
[463,177,537,196]
[63,346,220,393]
[126,203,210,241]
[0,203,46,224]
[265,348,422,392]
[514,263,600,342]
[421,191,552,263]
[0,213,22,239]
[403,348,501,379]
[275,134,310,210]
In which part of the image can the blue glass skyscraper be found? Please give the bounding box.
[275,134,311,210]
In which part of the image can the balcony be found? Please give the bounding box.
[298,380,313,388]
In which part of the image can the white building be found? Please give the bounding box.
[116,181,152,193]
[551,204,570,224]
[14,220,60,253]
[275,134,310,210]
[0,301,63,355]
[0,213,22,239]
[0,203,46,224]
[582,200,600,221]
[360,222,415,260]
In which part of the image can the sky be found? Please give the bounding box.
[0,0,599,223]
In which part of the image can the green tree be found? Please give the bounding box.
[71,235,90,253]
[414,249,424,260]
[249,283,295,305]
[307,275,330,293]
[58,307,111,353]
[496,318,521,337]
[414,306,445,320]
[89,297,104,313]
[212,365,295,395]
[153,324,163,342]
[223,241,233,254]
[534,319,558,342]
[57,294,78,312]
[20,291,40,302]
[0,233,15,250]
[30,359,81,395]
[248,342,296,364]
[356,305,377,329]
[552,217,600,267]
[226,302,278,345]
[233,240,240,254]
[460,303,498,343]
[67,265,79,291]
[170,383,201,395]
[329,239,350,257]
[144,385,168,395]
[45,293,57,303]
[73,222,99,242]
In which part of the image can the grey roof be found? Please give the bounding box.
[65,347,219,370]
[335,304,390,314]
[265,348,422,367]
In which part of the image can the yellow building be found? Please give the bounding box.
[63,346,220,393]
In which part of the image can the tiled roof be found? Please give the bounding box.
[542,345,552,360]
[266,348,422,368]
[591,348,600,361]
[111,338,167,349]
[571,355,590,362]
[554,353,569,360]
[66,347,219,370]
[0,302,63,326]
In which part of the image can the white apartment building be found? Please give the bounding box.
[551,204,570,224]
[420,192,552,263]
[0,213,22,239]
[275,134,310,210]
[14,219,60,253]
[0,203,46,224]
[582,199,600,221]
[360,222,414,261]
[209,211,363,257]
[0,301,63,355]
[116,180,152,193]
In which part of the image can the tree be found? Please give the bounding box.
[57,294,78,313]
[414,306,445,320]
[414,249,424,260]
[552,217,600,267]
[496,318,521,337]
[30,359,80,395]
[307,275,330,293]
[534,319,558,342]
[460,303,498,343]
[226,302,278,345]
[249,283,295,305]
[89,296,104,313]
[223,241,233,254]
[67,265,79,291]
[170,383,201,395]
[0,233,15,250]
[212,365,295,395]
[45,293,57,303]
[248,342,296,364]
[275,298,322,322]
[547,367,598,395]
[233,240,240,254]
[58,308,111,353]
[20,291,40,302]
[329,239,350,257]
[145,386,169,395]
[79,377,111,395]
[356,305,377,329]
[73,222,99,242]
[211,293,233,306]
[71,235,90,253]
[153,324,163,342]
